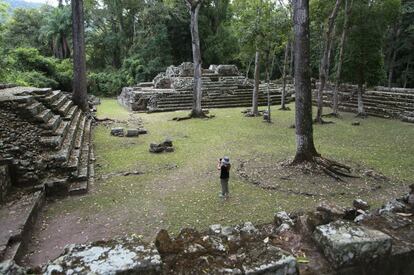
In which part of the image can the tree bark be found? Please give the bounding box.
[186,0,204,117]
[333,0,353,116]
[71,0,88,112]
[315,0,342,123]
[403,62,410,88]
[252,50,260,116]
[281,41,290,110]
[357,84,366,117]
[292,0,319,163]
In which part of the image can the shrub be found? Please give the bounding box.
[88,70,126,97]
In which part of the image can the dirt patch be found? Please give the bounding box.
[236,155,406,205]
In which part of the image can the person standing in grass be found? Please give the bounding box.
[217,156,231,198]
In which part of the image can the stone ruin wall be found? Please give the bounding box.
[0,165,11,204]
[3,191,414,275]
[0,101,48,187]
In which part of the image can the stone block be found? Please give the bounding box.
[110,127,124,137]
[138,128,148,135]
[149,143,165,153]
[242,245,298,275]
[43,237,161,275]
[215,65,240,76]
[165,147,174,153]
[313,221,392,268]
[125,129,139,137]
[163,138,173,147]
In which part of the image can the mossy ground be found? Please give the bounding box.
[26,98,414,265]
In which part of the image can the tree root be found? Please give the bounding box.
[313,117,335,124]
[322,112,342,119]
[279,106,291,111]
[355,112,368,118]
[313,156,359,181]
[172,112,215,121]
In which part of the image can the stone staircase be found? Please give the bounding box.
[316,89,414,123]
[26,89,94,195]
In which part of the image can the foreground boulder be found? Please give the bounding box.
[313,220,392,268]
[43,237,161,275]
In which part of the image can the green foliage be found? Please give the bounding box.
[88,70,126,97]
[2,47,72,90]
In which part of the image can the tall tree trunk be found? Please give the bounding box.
[252,50,260,116]
[315,0,342,123]
[388,47,398,90]
[357,84,365,117]
[326,23,336,80]
[403,62,410,88]
[244,56,254,85]
[72,0,88,112]
[387,25,401,90]
[281,41,290,110]
[292,0,319,164]
[290,40,294,79]
[333,0,353,116]
[186,0,203,117]
[265,49,271,123]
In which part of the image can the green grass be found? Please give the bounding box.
[46,98,414,237]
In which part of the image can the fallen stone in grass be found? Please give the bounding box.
[138,128,148,135]
[110,127,124,137]
[149,143,165,153]
[351,121,361,126]
[125,129,139,137]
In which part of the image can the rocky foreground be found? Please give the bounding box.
[1,188,414,274]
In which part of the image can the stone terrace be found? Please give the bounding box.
[0,86,94,263]
[118,63,293,112]
[316,84,414,123]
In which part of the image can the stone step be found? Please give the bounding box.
[48,110,82,163]
[39,120,71,148]
[34,109,53,123]
[25,101,45,117]
[151,101,283,112]
[58,98,74,117]
[41,115,62,131]
[0,191,45,262]
[66,115,87,171]
[68,181,88,196]
[44,178,69,196]
[51,93,67,110]
[73,118,92,181]
[157,96,282,106]
[41,90,62,105]
[64,105,79,121]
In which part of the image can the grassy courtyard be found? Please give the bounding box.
[27,98,414,265]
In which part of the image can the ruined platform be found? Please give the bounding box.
[118,63,293,112]
[316,85,414,123]
[0,86,95,263]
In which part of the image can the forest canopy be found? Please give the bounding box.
[0,0,413,96]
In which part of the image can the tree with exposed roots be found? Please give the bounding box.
[314,0,342,124]
[71,0,88,112]
[292,0,354,181]
[185,0,205,118]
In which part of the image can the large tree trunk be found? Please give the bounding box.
[252,50,260,116]
[265,50,271,123]
[280,41,290,110]
[292,0,319,163]
[186,0,203,117]
[388,46,398,90]
[315,0,342,123]
[71,0,88,112]
[403,62,410,88]
[333,0,353,116]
